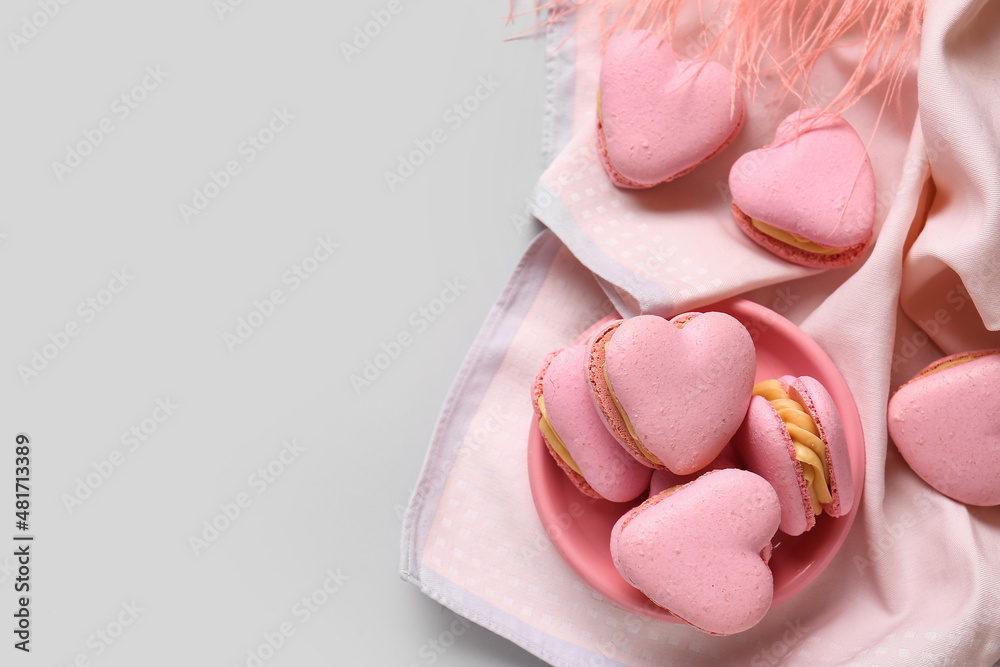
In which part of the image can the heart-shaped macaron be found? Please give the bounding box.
[888,350,1000,506]
[734,376,854,535]
[729,109,876,267]
[533,345,652,502]
[611,469,781,635]
[589,312,755,474]
[597,30,745,188]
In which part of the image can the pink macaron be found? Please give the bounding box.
[597,30,744,188]
[532,345,652,502]
[586,312,755,474]
[729,109,876,268]
[887,349,1000,506]
[611,468,781,635]
[733,376,854,536]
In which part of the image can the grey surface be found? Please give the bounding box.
[2,1,550,665]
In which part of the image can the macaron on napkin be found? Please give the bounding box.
[531,4,913,318]
[401,0,1000,664]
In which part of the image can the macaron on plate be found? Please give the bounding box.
[527,298,865,624]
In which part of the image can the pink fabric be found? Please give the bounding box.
[402,0,1000,664]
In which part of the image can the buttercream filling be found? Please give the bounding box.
[537,395,583,476]
[918,354,976,379]
[603,348,664,467]
[753,379,832,514]
[751,218,845,256]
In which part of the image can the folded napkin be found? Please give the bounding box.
[402,1,1000,664]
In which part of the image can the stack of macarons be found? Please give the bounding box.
[531,311,856,635]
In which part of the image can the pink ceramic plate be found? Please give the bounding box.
[526,298,865,623]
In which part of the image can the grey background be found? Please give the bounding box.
[2,0,550,665]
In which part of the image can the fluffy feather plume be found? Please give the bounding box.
[508,0,924,117]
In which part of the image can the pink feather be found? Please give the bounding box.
[509,0,924,119]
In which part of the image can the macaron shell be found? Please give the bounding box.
[585,320,661,468]
[788,375,853,517]
[598,30,744,188]
[543,345,653,502]
[533,350,601,499]
[611,469,781,635]
[887,350,1000,506]
[733,393,814,536]
[573,313,620,347]
[731,203,870,269]
[729,110,876,249]
[605,312,756,474]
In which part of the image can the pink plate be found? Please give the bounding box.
[526,297,865,623]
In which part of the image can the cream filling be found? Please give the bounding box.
[751,218,845,256]
[754,379,832,514]
[537,395,582,476]
[918,354,976,379]
[603,351,664,467]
